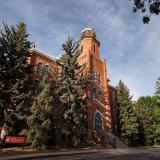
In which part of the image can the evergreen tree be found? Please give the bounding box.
[56,37,88,147]
[116,80,138,145]
[134,99,156,145]
[155,77,160,95]
[25,78,54,150]
[0,22,33,133]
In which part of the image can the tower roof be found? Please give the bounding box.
[80,27,100,46]
[80,27,96,39]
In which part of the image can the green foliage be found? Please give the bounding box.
[116,80,138,146]
[25,78,55,150]
[116,79,160,146]
[0,22,33,132]
[154,78,160,144]
[154,104,160,144]
[56,37,88,147]
[130,0,160,23]
[155,77,160,95]
[134,94,160,145]
[138,96,159,110]
[134,98,156,145]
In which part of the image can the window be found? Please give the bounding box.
[92,88,96,99]
[81,45,83,53]
[37,62,43,76]
[93,44,96,53]
[45,65,49,77]
[98,73,102,85]
[94,112,102,133]
[98,90,102,101]
[90,70,96,81]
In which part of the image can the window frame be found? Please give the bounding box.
[92,87,96,99]
[37,62,43,76]
[44,64,49,77]
[98,73,102,86]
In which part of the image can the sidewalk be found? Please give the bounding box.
[1,150,99,160]
[1,147,160,160]
[0,146,110,160]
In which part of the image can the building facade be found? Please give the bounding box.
[29,27,119,143]
[78,28,112,137]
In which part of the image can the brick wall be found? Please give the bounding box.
[28,28,117,140]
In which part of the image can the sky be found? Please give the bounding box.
[0,0,159,100]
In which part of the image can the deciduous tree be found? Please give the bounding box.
[130,0,160,23]
[135,98,156,145]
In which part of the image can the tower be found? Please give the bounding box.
[78,27,112,139]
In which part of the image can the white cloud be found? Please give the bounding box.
[0,0,159,99]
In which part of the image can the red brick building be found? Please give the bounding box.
[29,27,119,142]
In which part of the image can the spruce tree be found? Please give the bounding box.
[0,22,33,133]
[116,80,138,145]
[25,78,54,150]
[56,37,88,147]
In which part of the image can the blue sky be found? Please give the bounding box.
[0,0,159,99]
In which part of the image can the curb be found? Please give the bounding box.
[1,149,100,160]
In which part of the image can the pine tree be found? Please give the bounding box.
[0,22,33,133]
[25,78,55,150]
[56,37,88,147]
[116,80,138,146]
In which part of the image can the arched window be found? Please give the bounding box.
[81,45,83,53]
[37,62,43,76]
[92,87,96,99]
[45,65,49,77]
[93,44,96,53]
[98,73,102,85]
[94,112,102,133]
[98,90,102,101]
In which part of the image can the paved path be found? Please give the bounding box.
[1,147,160,160]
